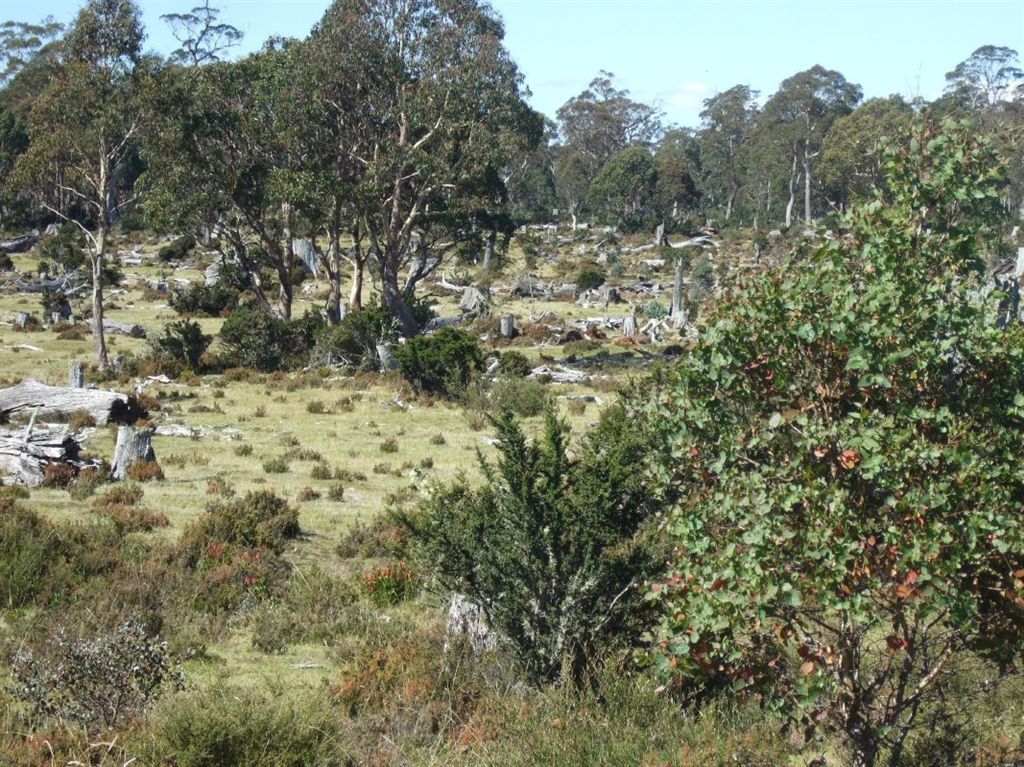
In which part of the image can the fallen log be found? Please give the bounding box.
[0,234,38,254]
[86,318,146,338]
[0,379,138,425]
[528,364,589,384]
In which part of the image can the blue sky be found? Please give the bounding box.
[3,0,1022,127]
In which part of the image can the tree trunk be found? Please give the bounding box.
[381,273,417,336]
[111,425,156,480]
[349,223,365,312]
[376,343,397,372]
[623,313,638,337]
[326,227,343,325]
[91,228,110,370]
[500,314,516,338]
[671,258,685,318]
[482,224,497,273]
[785,154,798,228]
[803,153,813,224]
[725,187,737,221]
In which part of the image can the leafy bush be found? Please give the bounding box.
[492,377,549,417]
[219,302,305,372]
[137,686,345,767]
[641,121,1023,767]
[127,460,164,482]
[395,327,484,397]
[11,619,180,727]
[169,281,238,317]
[38,223,86,273]
[643,299,669,319]
[496,350,532,378]
[157,235,196,262]
[361,560,418,605]
[576,267,607,292]
[411,405,667,684]
[311,300,399,369]
[183,491,299,556]
[151,318,212,370]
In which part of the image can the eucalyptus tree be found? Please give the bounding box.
[161,0,242,66]
[759,66,861,226]
[11,0,147,368]
[697,85,759,223]
[819,96,913,210]
[586,144,657,230]
[945,45,1023,109]
[653,129,701,227]
[303,0,536,335]
[0,17,64,86]
[554,71,663,226]
[143,43,306,319]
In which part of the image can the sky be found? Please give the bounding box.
[2,0,1022,128]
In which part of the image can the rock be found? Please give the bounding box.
[86,318,146,338]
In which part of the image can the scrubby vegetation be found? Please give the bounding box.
[1,1,1023,764]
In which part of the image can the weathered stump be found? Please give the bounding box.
[623,314,638,338]
[15,312,29,329]
[377,343,398,372]
[500,314,516,338]
[68,361,85,389]
[111,426,156,480]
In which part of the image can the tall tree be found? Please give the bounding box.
[697,85,759,223]
[143,46,303,319]
[586,144,657,230]
[12,0,146,368]
[554,71,663,227]
[161,0,243,66]
[653,128,701,227]
[759,66,862,225]
[303,0,535,335]
[0,17,63,85]
[819,96,913,210]
[945,45,1023,109]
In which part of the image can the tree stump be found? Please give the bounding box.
[111,425,156,480]
[377,343,398,372]
[15,312,29,329]
[500,314,516,338]
[68,361,85,389]
[623,314,638,338]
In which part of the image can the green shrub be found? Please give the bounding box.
[157,235,196,262]
[311,300,399,369]
[261,457,288,474]
[219,302,307,372]
[496,350,532,378]
[151,319,212,370]
[395,327,484,397]
[137,686,345,767]
[576,267,606,292]
[641,120,1023,767]
[491,377,549,417]
[169,281,239,317]
[183,491,299,555]
[410,405,667,684]
[644,299,669,319]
